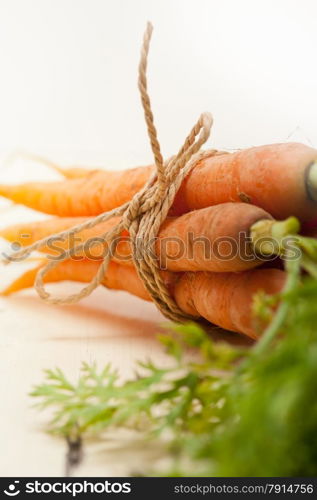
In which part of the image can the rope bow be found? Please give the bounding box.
[4,22,218,322]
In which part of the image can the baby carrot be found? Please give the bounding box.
[0,143,316,221]
[1,258,285,338]
[0,203,275,272]
[173,269,285,339]
[173,142,317,221]
[1,259,150,301]
[0,215,130,262]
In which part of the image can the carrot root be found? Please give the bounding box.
[1,143,316,221]
[0,203,275,272]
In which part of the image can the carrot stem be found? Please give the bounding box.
[296,235,317,259]
[252,253,301,355]
[250,216,300,256]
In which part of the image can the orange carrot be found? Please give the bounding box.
[0,203,274,272]
[173,269,285,338]
[155,203,272,272]
[1,259,150,301]
[172,142,317,221]
[1,258,285,338]
[171,140,317,223]
[0,143,316,221]
[0,215,131,262]
[0,166,152,217]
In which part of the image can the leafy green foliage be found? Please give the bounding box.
[31,267,317,476]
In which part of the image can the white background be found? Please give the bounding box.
[0,0,316,168]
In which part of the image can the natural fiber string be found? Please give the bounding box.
[3,22,220,322]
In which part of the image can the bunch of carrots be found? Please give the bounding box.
[1,141,317,339]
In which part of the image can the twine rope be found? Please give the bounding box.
[4,22,219,322]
